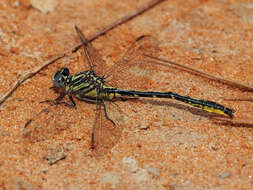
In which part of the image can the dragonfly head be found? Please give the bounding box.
[52,67,70,88]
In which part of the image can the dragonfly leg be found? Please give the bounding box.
[40,93,65,104]
[103,101,115,125]
[40,94,76,108]
[68,95,77,108]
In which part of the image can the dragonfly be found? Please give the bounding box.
[24,26,234,155]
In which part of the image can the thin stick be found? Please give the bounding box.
[146,55,253,92]
[0,0,165,106]
[72,0,166,52]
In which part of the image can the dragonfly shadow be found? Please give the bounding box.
[212,117,253,129]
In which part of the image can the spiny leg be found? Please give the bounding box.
[103,100,115,125]
[40,94,76,108]
[40,93,65,104]
[68,95,77,108]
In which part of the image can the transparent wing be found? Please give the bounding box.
[74,26,107,76]
[91,101,124,157]
[104,35,161,90]
[145,55,253,92]
[23,105,77,143]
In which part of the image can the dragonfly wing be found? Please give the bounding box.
[91,101,124,156]
[75,26,107,76]
[23,105,76,143]
[104,35,161,90]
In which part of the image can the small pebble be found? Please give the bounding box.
[219,172,232,179]
[44,147,67,165]
[13,1,20,7]
[122,157,138,173]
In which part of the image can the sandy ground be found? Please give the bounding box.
[0,0,253,189]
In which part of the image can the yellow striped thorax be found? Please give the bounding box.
[52,67,118,100]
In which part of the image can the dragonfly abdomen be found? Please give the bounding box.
[104,88,233,118]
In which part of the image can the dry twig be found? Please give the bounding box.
[72,0,166,52]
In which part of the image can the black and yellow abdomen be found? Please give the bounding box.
[102,88,233,118]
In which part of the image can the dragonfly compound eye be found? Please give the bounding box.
[61,67,70,77]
